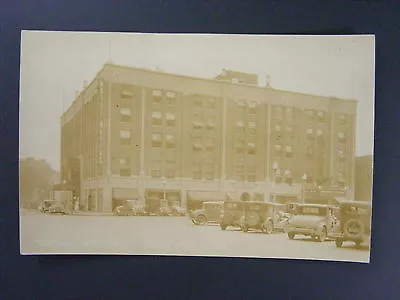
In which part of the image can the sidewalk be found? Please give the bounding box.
[72,211,113,217]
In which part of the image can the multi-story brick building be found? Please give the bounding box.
[60,63,357,212]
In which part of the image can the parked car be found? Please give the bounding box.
[239,201,287,234]
[284,203,339,242]
[47,201,67,214]
[190,201,223,225]
[332,200,372,248]
[113,200,139,216]
[219,201,245,230]
[158,205,172,216]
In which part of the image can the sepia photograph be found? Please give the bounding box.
[19,31,375,263]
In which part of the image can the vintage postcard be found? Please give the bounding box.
[19,31,375,263]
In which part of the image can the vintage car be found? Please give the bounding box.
[284,203,339,242]
[332,200,372,248]
[219,201,245,230]
[190,201,223,225]
[239,201,288,233]
[113,200,142,216]
[39,200,67,214]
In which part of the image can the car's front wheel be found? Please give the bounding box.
[220,223,227,230]
[288,232,295,240]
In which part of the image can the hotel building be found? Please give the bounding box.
[60,63,357,212]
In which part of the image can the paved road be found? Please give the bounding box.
[20,210,370,263]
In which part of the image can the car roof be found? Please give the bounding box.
[203,201,223,204]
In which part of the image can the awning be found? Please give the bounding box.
[187,191,226,202]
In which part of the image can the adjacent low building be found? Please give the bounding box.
[60,63,357,212]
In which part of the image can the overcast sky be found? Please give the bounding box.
[19,31,375,171]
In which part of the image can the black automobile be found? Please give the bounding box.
[332,200,372,248]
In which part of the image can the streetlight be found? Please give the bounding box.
[302,173,307,203]
[272,161,279,202]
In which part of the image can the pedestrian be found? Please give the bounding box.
[75,197,80,213]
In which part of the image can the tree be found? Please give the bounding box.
[19,157,56,209]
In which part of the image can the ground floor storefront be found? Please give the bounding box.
[77,175,350,213]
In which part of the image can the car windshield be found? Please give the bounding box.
[224,202,242,210]
[297,206,327,216]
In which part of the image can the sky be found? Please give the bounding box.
[19,31,375,171]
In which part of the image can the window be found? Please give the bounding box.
[152,90,162,103]
[339,114,347,125]
[247,174,256,182]
[205,138,215,152]
[307,147,314,158]
[274,144,282,152]
[120,107,132,122]
[152,133,162,148]
[121,90,133,98]
[338,150,345,161]
[285,145,293,157]
[206,118,216,130]
[248,121,256,128]
[165,169,175,179]
[205,171,214,180]
[193,120,204,130]
[317,129,323,137]
[152,111,162,125]
[338,132,346,142]
[193,171,201,180]
[165,134,175,149]
[248,103,257,114]
[120,130,131,145]
[307,110,315,120]
[193,142,204,151]
[194,97,203,107]
[248,142,256,155]
[165,113,176,126]
[275,125,282,132]
[206,98,216,109]
[286,107,294,119]
[317,111,325,122]
[275,106,283,119]
[236,120,245,128]
[236,140,245,153]
[151,170,161,178]
[120,168,130,176]
[166,91,176,98]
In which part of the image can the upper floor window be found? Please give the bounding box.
[307,128,314,139]
[338,132,347,142]
[166,91,176,98]
[165,134,175,149]
[306,110,315,121]
[194,97,203,108]
[165,169,175,179]
[193,120,204,130]
[248,103,257,114]
[275,125,282,132]
[152,111,163,126]
[206,118,216,130]
[247,174,256,182]
[165,113,176,126]
[120,130,131,145]
[236,120,245,128]
[236,140,245,153]
[205,138,215,152]
[339,113,347,125]
[285,145,293,157]
[121,90,133,98]
[274,144,282,152]
[120,107,132,122]
[120,167,131,177]
[286,107,294,119]
[247,142,256,155]
[206,98,216,109]
[193,142,204,151]
[151,133,162,148]
[152,90,162,103]
[317,111,325,122]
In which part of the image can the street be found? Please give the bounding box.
[20,210,370,263]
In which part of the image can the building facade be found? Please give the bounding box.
[61,63,357,212]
